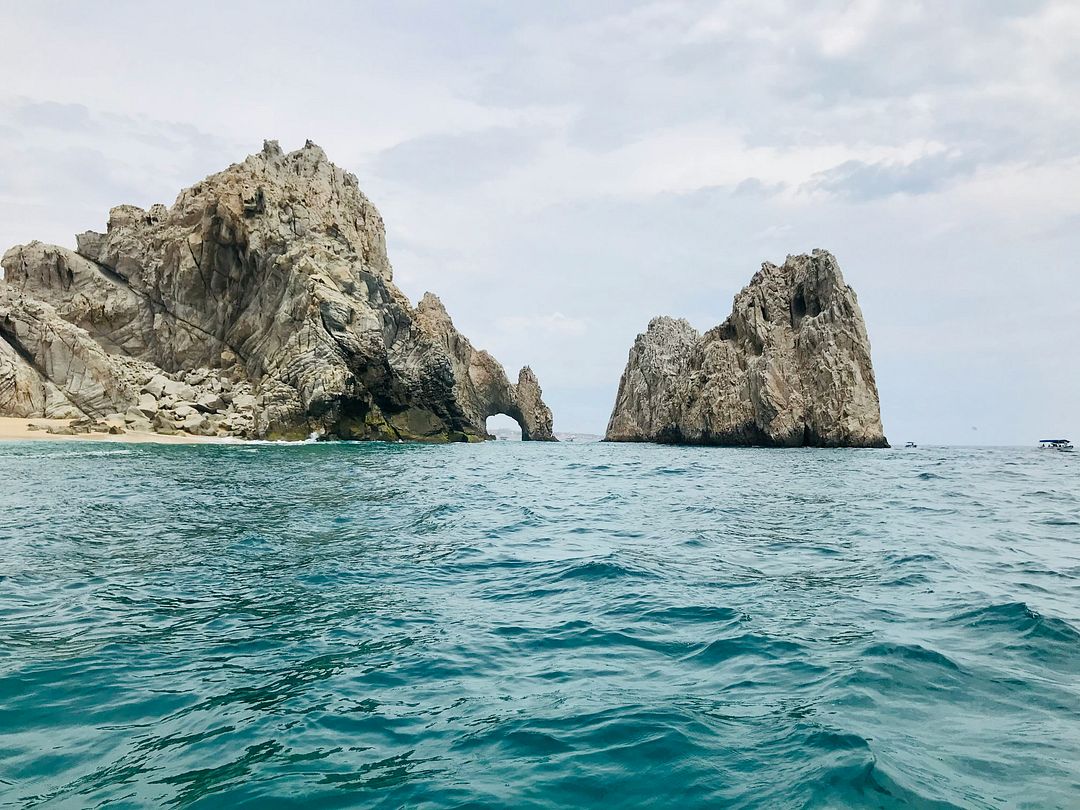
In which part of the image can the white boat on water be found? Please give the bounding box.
[1040,439,1074,452]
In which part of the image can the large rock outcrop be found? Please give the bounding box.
[0,140,555,441]
[606,250,887,447]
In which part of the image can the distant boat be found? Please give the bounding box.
[904,441,917,448]
[1040,439,1074,452]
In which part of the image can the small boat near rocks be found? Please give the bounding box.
[1040,439,1074,452]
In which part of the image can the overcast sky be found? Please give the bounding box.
[2,1,1078,442]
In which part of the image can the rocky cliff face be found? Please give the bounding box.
[0,140,555,441]
[606,250,887,447]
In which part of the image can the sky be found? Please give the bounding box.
[1,0,1078,443]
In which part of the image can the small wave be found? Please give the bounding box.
[38,448,134,459]
[862,642,962,672]
[317,750,445,791]
[801,728,873,753]
[553,559,652,582]
[906,504,957,514]
[409,503,462,529]
[806,749,967,810]
[684,633,805,664]
[885,552,937,564]
[882,572,932,587]
[495,621,686,658]
[1040,516,1080,526]
[591,492,622,504]
[641,605,743,624]
[947,601,1080,645]
[232,433,324,446]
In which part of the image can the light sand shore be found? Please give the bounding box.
[0,417,223,444]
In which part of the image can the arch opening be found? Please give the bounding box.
[486,413,524,441]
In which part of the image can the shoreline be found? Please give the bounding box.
[0,417,224,444]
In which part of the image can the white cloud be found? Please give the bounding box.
[817,0,887,57]
[494,313,588,338]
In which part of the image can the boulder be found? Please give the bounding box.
[124,409,152,432]
[142,375,169,399]
[152,412,179,434]
[162,380,196,401]
[194,392,224,413]
[180,412,207,434]
[136,393,158,416]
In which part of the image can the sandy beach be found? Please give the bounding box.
[0,417,222,444]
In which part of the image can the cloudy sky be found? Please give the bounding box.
[3,1,1078,442]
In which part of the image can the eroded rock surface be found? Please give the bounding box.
[0,140,555,441]
[606,250,887,447]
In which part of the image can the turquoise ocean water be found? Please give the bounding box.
[1,441,1078,808]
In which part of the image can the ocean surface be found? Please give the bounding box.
[1,441,1078,809]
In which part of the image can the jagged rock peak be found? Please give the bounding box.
[606,250,887,448]
[0,140,555,442]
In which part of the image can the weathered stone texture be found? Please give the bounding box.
[0,140,554,441]
[606,251,887,448]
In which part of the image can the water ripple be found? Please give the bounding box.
[0,442,1077,807]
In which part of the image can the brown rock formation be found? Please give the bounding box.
[606,250,887,447]
[0,140,555,441]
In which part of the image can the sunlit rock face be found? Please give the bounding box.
[606,250,887,448]
[0,140,554,441]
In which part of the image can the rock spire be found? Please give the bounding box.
[606,250,886,447]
